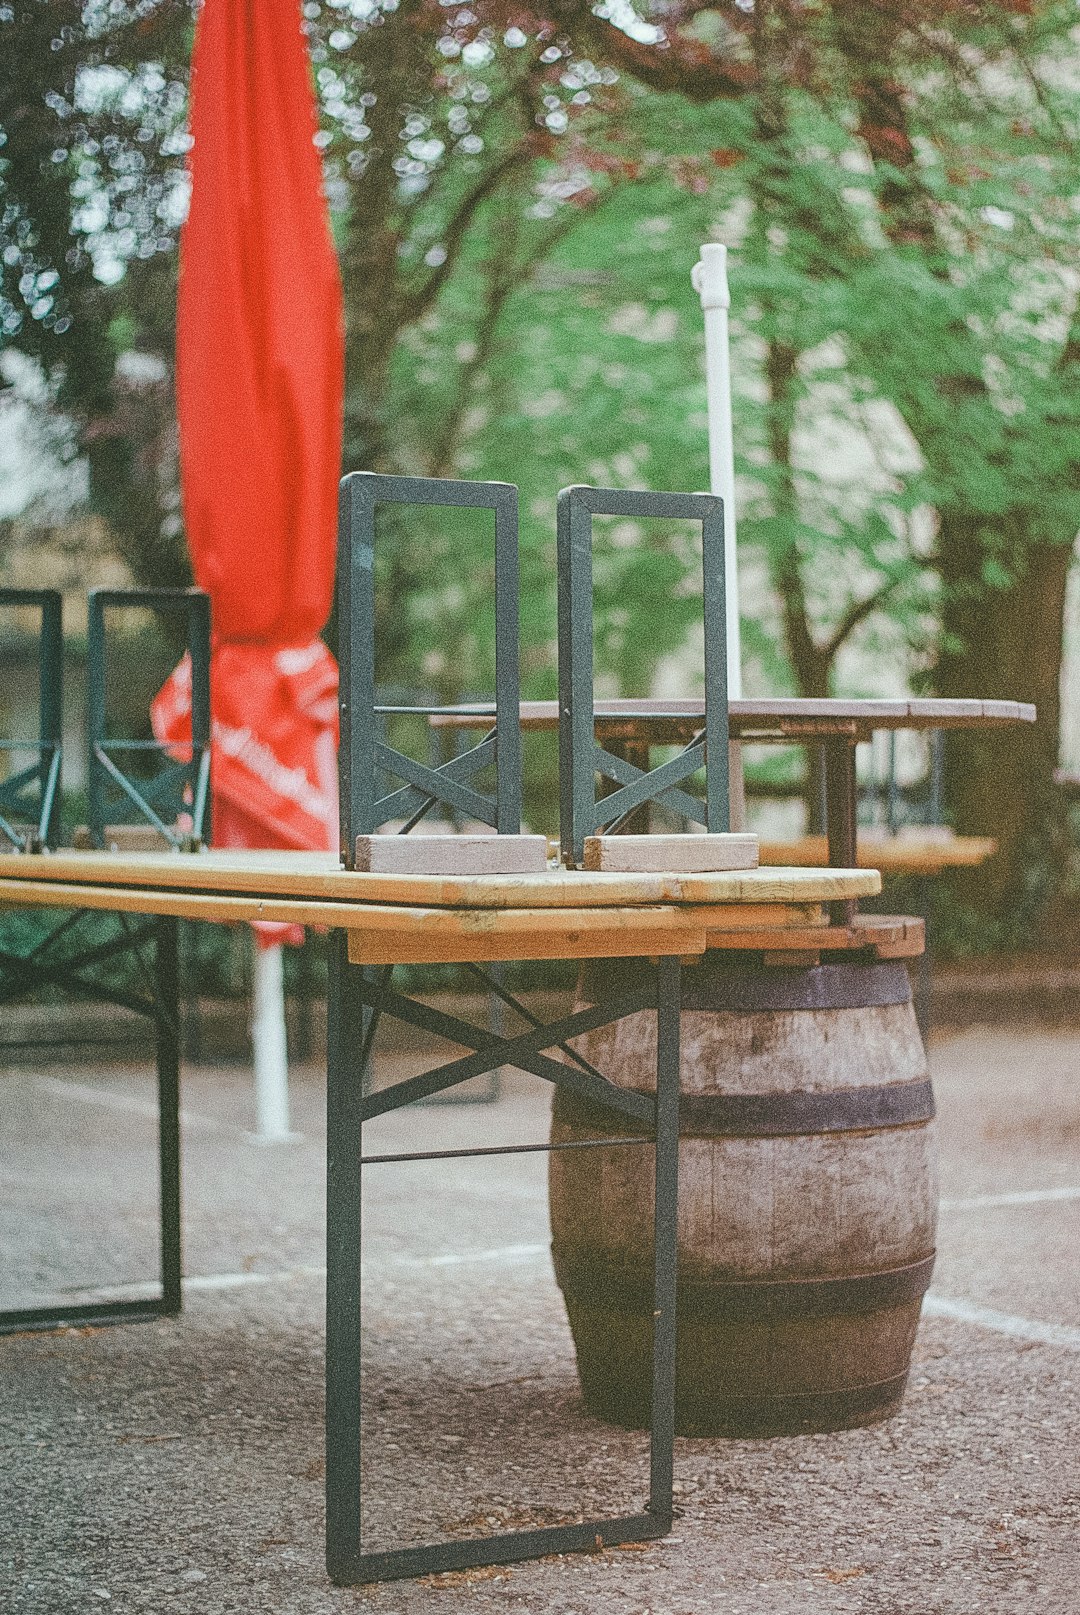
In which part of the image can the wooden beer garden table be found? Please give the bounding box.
[0,847,877,956]
[0,845,877,1582]
[431,697,1036,873]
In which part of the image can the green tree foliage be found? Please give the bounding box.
[397,2,1080,921]
[1,1,192,584]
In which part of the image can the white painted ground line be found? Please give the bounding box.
[200,1260,1078,1355]
[940,1186,1080,1210]
[24,1079,1080,1214]
[31,1075,232,1135]
[185,1243,551,1289]
[32,1243,1080,1353]
[27,1244,552,1309]
[921,1294,1080,1350]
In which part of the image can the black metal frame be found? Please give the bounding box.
[0,911,182,1334]
[324,941,683,1584]
[863,729,945,1039]
[0,588,63,851]
[87,587,211,850]
[557,485,730,867]
[337,472,523,850]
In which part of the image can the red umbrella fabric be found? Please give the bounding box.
[153,0,344,883]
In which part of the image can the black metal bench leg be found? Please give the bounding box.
[649,954,682,1524]
[156,916,183,1316]
[325,932,366,1584]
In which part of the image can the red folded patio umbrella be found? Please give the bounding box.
[153,0,344,900]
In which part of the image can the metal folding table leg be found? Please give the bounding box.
[0,913,184,1334]
[323,942,683,1586]
[155,915,183,1316]
[325,931,366,1584]
[648,954,682,1525]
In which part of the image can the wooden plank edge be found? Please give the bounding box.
[354,833,549,876]
[582,833,759,874]
[703,913,925,958]
[347,926,709,966]
[759,838,996,872]
[0,857,877,909]
[0,879,705,942]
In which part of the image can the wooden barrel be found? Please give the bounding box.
[549,955,937,1437]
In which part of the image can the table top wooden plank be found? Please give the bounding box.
[758,833,997,873]
[701,912,925,956]
[429,697,1036,741]
[0,879,860,964]
[0,875,700,941]
[346,915,713,965]
[0,850,879,909]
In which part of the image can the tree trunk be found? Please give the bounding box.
[762,338,831,700]
[339,1,425,474]
[935,511,1073,931]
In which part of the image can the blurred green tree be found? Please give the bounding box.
[0,0,192,588]
[825,0,1080,928]
[499,0,1079,926]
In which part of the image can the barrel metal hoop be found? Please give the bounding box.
[678,1078,936,1137]
[554,1252,937,1323]
[674,1371,911,1437]
[556,1078,935,1140]
[680,959,913,1013]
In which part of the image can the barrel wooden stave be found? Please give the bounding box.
[551,1128,937,1281]
[550,957,938,1436]
[574,996,928,1097]
[556,1293,924,1434]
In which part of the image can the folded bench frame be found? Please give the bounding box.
[0,912,181,1335]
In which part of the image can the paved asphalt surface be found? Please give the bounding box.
[2,1015,1078,1614]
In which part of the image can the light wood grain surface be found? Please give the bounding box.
[0,879,838,965]
[0,850,880,910]
[758,833,997,873]
[0,852,880,964]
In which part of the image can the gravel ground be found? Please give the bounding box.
[1,1019,1078,1614]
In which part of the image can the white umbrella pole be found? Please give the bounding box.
[693,243,746,829]
[692,243,743,696]
[252,940,292,1141]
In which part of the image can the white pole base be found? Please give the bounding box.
[251,941,295,1142]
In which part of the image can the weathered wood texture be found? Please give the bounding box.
[0,878,864,966]
[701,912,924,958]
[354,833,548,875]
[346,905,711,965]
[582,833,759,874]
[550,955,937,1436]
[0,850,879,910]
